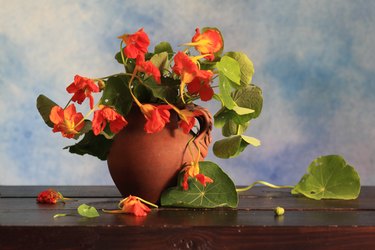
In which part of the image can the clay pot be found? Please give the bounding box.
[107,105,212,204]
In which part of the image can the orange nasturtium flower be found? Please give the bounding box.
[92,105,128,136]
[49,104,85,139]
[36,189,64,204]
[118,28,150,59]
[177,109,201,134]
[187,70,214,102]
[66,75,100,109]
[185,28,223,61]
[139,104,172,134]
[182,161,214,191]
[136,55,161,84]
[172,51,198,84]
[172,51,199,102]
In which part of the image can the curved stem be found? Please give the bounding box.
[63,97,73,109]
[75,102,100,128]
[236,180,294,193]
[120,41,127,72]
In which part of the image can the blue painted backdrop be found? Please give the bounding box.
[1,0,374,185]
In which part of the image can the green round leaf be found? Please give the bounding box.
[232,84,263,119]
[154,42,174,59]
[225,51,254,86]
[216,56,241,85]
[160,161,238,208]
[64,131,113,160]
[292,155,361,200]
[213,135,260,159]
[101,76,132,116]
[77,204,100,218]
[36,94,58,128]
[150,51,170,72]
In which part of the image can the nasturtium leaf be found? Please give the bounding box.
[65,131,113,160]
[213,135,260,159]
[142,77,179,103]
[154,42,174,59]
[232,106,254,115]
[77,204,100,218]
[161,161,238,208]
[72,120,92,140]
[225,51,254,86]
[214,107,251,128]
[36,94,58,128]
[218,72,237,110]
[101,76,132,116]
[292,155,361,200]
[232,84,263,120]
[213,84,263,137]
[150,52,169,73]
[216,56,241,85]
[222,121,249,137]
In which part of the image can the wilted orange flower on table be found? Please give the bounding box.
[120,195,151,217]
[66,75,100,109]
[36,189,62,204]
[92,105,128,136]
[118,28,150,59]
[49,104,85,139]
[139,104,172,134]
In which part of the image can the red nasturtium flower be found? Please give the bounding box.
[120,195,151,217]
[37,189,63,204]
[187,70,214,101]
[172,51,198,84]
[182,161,214,191]
[177,109,202,134]
[66,75,100,109]
[172,51,199,102]
[139,104,172,133]
[136,55,161,84]
[49,104,85,139]
[92,105,128,136]
[187,28,223,61]
[118,28,150,59]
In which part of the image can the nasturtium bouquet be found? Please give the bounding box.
[37,27,264,208]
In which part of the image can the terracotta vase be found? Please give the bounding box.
[107,105,212,204]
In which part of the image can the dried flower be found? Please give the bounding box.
[37,189,62,204]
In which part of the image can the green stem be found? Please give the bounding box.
[120,41,127,72]
[63,97,73,109]
[75,102,100,128]
[236,180,294,193]
[137,197,158,208]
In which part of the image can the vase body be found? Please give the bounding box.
[107,105,212,204]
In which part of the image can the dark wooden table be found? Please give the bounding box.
[1,186,374,249]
